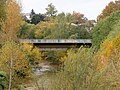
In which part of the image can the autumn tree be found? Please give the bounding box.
[1,0,22,42]
[72,11,87,24]
[0,0,27,89]
[0,41,31,89]
[97,0,120,21]
[22,43,42,66]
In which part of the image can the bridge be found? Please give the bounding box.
[19,39,92,51]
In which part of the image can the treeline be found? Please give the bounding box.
[19,3,95,39]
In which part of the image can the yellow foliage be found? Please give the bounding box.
[1,0,22,41]
[0,41,31,84]
[96,34,120,69]
[31,47,42,62]
[35,21,55,38]
[22,43,33,52]
[22,43,42,63]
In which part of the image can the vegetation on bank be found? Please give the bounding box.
[0,0,120,90]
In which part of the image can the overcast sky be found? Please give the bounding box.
[20,0,114,20]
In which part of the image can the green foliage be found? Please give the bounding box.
[106,20,120,40]
[31,13,45,25]
[0,71,7,90]
[30,9,35,19]
[34,12,92,39]
[92,11,120,50]
[29,9,45,25]
[43,50,66,64]
[18,21,36,39]
[68,25,92,39]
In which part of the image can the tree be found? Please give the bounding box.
[0,41,31,89]
[97,0,120,21]
[22,43,42,66]
[0,0,26,89]
[1,0,22,42]
[72,11,87,24]
[94,22,120,88]
[18,21,36,39]
[31,13,45,25]
[34,21,55,39]
[96,20,120,69]
[92,11,120,50]
[30,9,35,19]
[45,3,57,17]
[71,11,95,32]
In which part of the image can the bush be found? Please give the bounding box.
[0,71,7,90]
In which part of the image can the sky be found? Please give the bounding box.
[20,0,114,20]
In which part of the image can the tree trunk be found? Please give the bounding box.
[8,66,12,90]
[8,43,13,90]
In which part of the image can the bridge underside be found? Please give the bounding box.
[34,43,92,51]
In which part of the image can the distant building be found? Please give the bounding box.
[21,13,31,20]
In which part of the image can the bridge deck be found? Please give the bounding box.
[20,39,92,51]
[19,39,92,44]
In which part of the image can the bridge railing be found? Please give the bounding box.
[19,39,92,44]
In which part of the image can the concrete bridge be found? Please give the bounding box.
[20,39,92,51]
